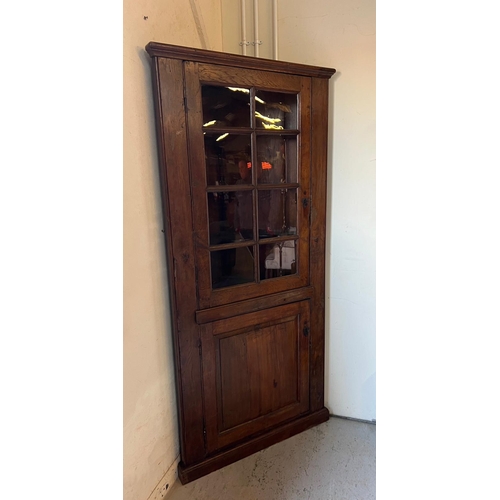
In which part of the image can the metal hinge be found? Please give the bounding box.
[197,338,202,357]
[303,325,310,337]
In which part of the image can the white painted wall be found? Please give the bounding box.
[221,0,376,421]
[123,2,222,500]
[221,0,274,59]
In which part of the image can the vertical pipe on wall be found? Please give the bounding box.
[240,0,247,55]
[272,0,278,60]
[253,0,260,57]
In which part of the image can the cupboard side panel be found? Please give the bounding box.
[309,77,329,412]
[155,57,206,464]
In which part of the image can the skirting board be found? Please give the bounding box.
[147,455,180,500]
[329,413,376,425]
[178,407,330,484]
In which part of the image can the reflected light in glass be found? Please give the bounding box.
[255,111,281,124]
[226,86,265,104]
[227,86,250,93]
[262,123,284,130]
[216,133,229,141]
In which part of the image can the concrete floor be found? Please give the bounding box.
[167,416,375,500]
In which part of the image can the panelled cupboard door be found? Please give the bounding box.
[201,301,310,454]
[145,42,335,484]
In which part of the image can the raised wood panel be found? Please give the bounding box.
[218,317,298,430]
[202,301,310,452]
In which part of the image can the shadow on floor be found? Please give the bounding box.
[167,416,375,500]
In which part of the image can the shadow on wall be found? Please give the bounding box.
[324,70,341,411]
[362,372,375,419]
[136,46,160,176]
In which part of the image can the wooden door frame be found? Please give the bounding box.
[184,61,312,309]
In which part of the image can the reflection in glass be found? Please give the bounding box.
[211,246,255,289]
[255,91,297,130]
[202,85,251,128]
[258,189,297,238]
[260,241,297,280]
[256,136,297,184]
[208,191,253,245]
[205,134,251,185]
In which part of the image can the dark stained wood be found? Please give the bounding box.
[198,63,303,91]
[206,184,255,193]
[203,126,254,134]
[250,90,258,284]
[255,129,301,136]
[309,77,330,411]
[208,240,255,252]
[199,322,217,456]
[146,42,336,79]
[298,76,312,284]
[178,408,330,484]
[202,301,310,451]
[153,58,205,464]
[255,183,299,190]
[146,42,335,484]
[219,318,299,430]
[195,285,313,324]
[183,61,212,308]
[219,324,298,431]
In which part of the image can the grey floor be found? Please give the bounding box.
[167,416,375,500]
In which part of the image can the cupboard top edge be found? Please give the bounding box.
[145,42,336,79]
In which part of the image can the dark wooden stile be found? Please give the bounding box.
[309,77,330,411]
[152,58,206,465]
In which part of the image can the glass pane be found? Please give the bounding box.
[256,136,297,184]
[258,189,298,238]
[211,246,255,289]
[255,91,297,130]
[205,134,252,186]
[260,241,297,280]
[208,191,253,245]
[202,85,251,128]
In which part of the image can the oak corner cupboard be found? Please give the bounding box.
[145,41,336,484]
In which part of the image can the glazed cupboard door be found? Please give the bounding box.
[146,41,335,484]
[184,62,311,308]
